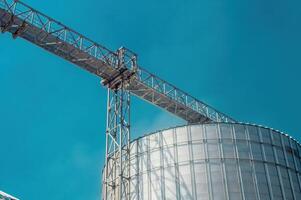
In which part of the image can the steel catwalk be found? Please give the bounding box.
[0,0,235,124]
[103,123,301,200]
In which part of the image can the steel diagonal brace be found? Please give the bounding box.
[12,21,27,39]
[0,15,14,33]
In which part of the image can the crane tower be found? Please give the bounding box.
[0,0,236,199]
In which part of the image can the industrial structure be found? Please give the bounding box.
[0,191,19,200]
[106,123,301,200]
[1,0,300,200]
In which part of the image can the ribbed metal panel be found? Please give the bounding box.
[103,123,301,200]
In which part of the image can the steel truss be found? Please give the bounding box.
[0,0,235,124]
[105,87,131,200]
[0,1,237,200]
[102,48,133,200]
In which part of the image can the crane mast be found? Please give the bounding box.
[0,0,236,199]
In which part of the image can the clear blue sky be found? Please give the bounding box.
[1,0,301,199]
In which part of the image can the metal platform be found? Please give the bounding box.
[0,0,235,124]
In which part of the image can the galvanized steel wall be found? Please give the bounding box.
[104,123,301,200]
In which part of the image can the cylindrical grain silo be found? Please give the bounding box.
[103,123,301,200]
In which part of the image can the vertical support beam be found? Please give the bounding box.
[104,87,131,200]
[104,47,133,200]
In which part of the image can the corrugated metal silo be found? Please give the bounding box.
[103,123,301,200]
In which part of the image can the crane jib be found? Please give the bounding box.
[0,0,236,123]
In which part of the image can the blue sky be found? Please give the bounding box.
[1,0,301,199]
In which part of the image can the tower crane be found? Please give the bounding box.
[0,0,236,199]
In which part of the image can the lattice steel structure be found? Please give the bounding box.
[103,48,132,200]
[0,191,19,200]
[0,0,236,199]
[105,87,131,199]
